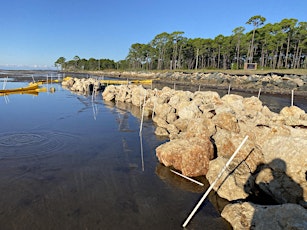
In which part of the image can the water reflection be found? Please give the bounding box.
[1,74,305,229]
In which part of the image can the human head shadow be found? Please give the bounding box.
[244,158,306,207]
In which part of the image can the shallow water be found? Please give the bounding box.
[0,72,306,230]
[0,78,231,229]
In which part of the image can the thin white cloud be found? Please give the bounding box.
[0,64,57,70]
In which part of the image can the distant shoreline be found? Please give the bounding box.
[87,70,307,97]
[1,69,307,96]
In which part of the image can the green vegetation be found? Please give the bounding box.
[55,56,116,71]
[55,15,307,72]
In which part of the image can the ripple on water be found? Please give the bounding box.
[0,131,80,159]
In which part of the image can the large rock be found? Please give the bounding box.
[206,156,253,201]
[221,202,307,230]
[131,85,147,106]
[177,103,201,119]
[154,103,174,120]
[207,131,264,201]
[220,94,244,114]
[258,135,307,204]
[279,106,307,126]
[168,90,193,110]
[102,85,117,101]
[156,136,214,177]
[213,112,240,133]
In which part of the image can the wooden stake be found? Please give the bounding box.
[182,135,249,228]
[291,90,294,106]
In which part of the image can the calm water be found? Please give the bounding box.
[0,77,230,230]
[0,72,306,230]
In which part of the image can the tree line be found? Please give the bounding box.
[54,56,116,71]
[55,15,307,71]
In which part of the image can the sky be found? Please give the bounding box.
[1,0,307,70]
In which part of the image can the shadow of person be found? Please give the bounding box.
[244,158,307,208]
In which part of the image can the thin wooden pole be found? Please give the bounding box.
[291,90,294,106]
[182,135,249,228]
[170,169,204,186]
[228,84,231,95]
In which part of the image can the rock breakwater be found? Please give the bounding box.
[100,70,307,95]
[62,77,307,229]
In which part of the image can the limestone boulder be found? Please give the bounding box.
[154,103,174,120]
[168,90,193,109]
[131,85,147,106]
[116,85,130,102]
[193,91,222,105]
[156,136,214,177]
[221,202,307,230]
[242,96,263,117]
[184,117,216,138]
[61,78,75,87]
[280,106,307,126]
[166,111,177,124]
[258,135,307,203]
[102,85,117,101]
[156,87,174,104]
[280,105,305,119]
[177,103,202,120]
[155,127,169,136]
[220,94,244,113]
[212,112,240,133]
[206,156,253,200]
[152,116,168,129]
[208,131,264,201]
[172,118,190,133]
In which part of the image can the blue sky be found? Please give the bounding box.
[1,0,307,69]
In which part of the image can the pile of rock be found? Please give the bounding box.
[101,84,307,229]
[61,77,103,93]
[101,70,307,95]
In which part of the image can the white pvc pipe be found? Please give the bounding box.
[257,88,261,99]
[170,169,204,186]
[182,135,249,228]
[139,90,147,135]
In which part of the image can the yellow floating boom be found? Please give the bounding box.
[0,82,39,94]
[100,79,153,85]
[0,83,48,96]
